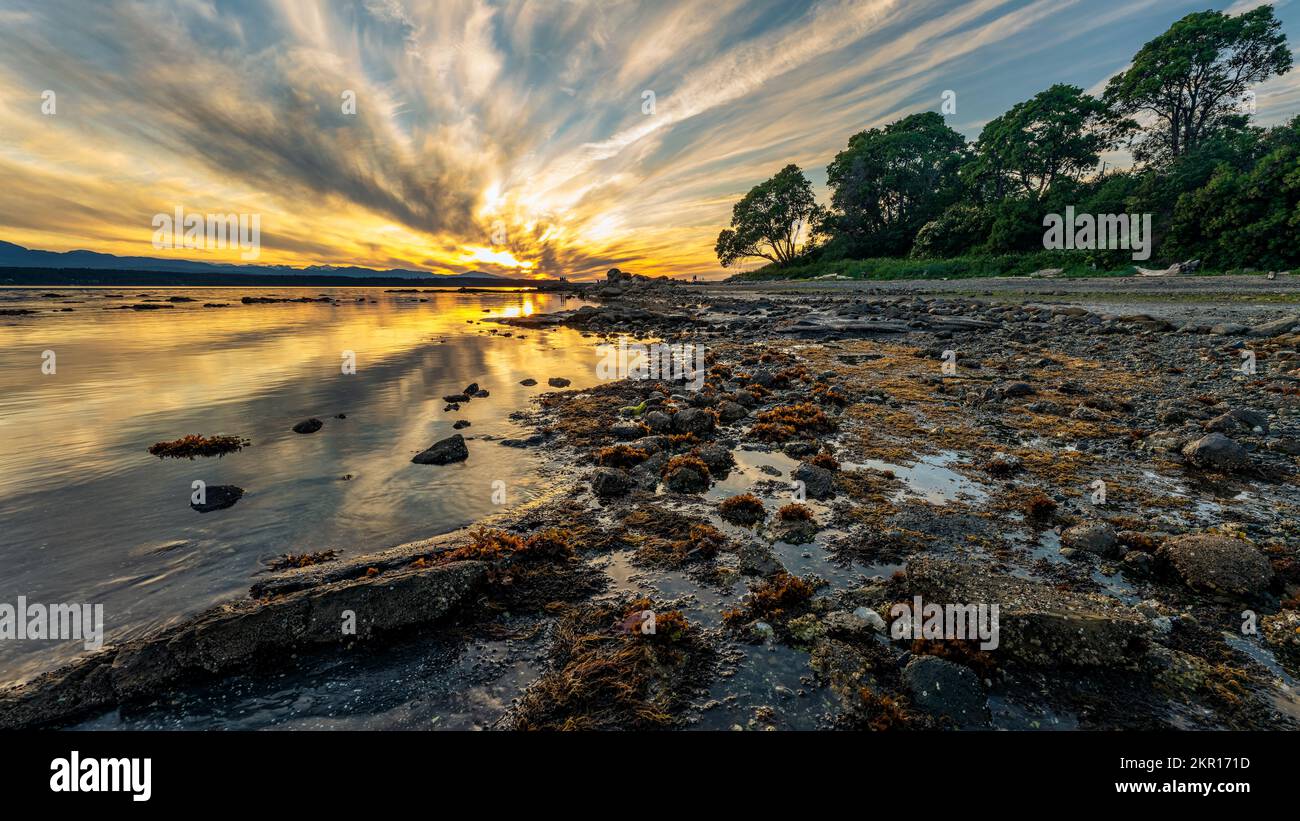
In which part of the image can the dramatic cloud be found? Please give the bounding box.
[0,0,1295,279]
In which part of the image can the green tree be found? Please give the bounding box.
[965,84,1117,201]
[715,164,822,267]
[1165,116,1300,268]
[1104,6,1291,165]
[824,112,968,257]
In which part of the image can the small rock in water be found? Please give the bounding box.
[191,485,244,513]
[500,434,546,448]
[1060,520,1118,557]
[520,378,538,386]
[412,434,469,465]
[793,462,835,499]
[452,420,471,430]
[292,418,323,434]
[547,377,571,388]
[901,656,989,728]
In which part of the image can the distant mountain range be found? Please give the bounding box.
[0,240,505,281]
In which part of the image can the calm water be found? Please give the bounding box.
[0,287,599,684]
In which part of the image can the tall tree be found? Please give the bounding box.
[715,164,822,267]
[965,84,1118,201]
[1104,6,1291,164]
[824,111,968,257]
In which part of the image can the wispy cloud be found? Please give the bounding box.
[0,0,1295,279]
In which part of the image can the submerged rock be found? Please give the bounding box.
[292,418,323,434]
[191,485,244,513]
[901,656,989,728]
[412,434,469,465]
[1061,520,1118,557]
[793,462,835,499]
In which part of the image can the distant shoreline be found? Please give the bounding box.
[0,266,570,289]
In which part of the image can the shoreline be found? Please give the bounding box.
[4,271,1300,730]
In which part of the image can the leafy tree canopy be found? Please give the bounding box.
[1104,6,1291,164]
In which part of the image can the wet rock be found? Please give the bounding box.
[629,453,669,489]
[1120,551,1154,578]
[292,418,323,434]
[499,434,546,448]
[793,462,835,500]
[1205,408,1268,435]
[1159,535,1274,599]
[1267,437,1300,456]
[663,461,709,493]
[901,656,989,728]
[672,407,716,435]
[591,467,633,498]
[412,434,469,465]
[695,443,734,474]
[1181,433,1250,472]
[452,420,471,430]
[547,377,571,388]
[738,542,782,576]
[853,606,887,632]
[643,410,673,433]
[191,485,244,513]
[519,378,538,386]
[629,435,669,454]
[906,558,1149,668]
[0,560,487,728]
[1261,611,1300,671]
[1000,381,1036,398]
[1061,520,1118,557]
[716,400,749,424]
[983,452,1022,477]
[1249,314,1300,337]
[610,420,647,440]
[783,441,819,458]
[822,610,875,640]
[443,393,470,403]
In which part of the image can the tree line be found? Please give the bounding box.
[715,6,1296,274]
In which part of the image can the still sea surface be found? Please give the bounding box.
[0,286,601,684]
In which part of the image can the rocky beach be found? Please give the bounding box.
[3,271,1298,731]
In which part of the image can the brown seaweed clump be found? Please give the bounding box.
[751,403,833,442]
[509,602,712,730]
[266,550,338,571]
[442,527,575,564]
[718,493,766,526]
[596,445,650,468]
[723,572,816,627]
[148,434,249,459]
[776,503,814,522]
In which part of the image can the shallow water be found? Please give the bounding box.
[0,286,599,684]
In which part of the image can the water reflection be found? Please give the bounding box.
[0,287,595,684]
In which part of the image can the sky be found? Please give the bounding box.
[0,0,1297,281]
